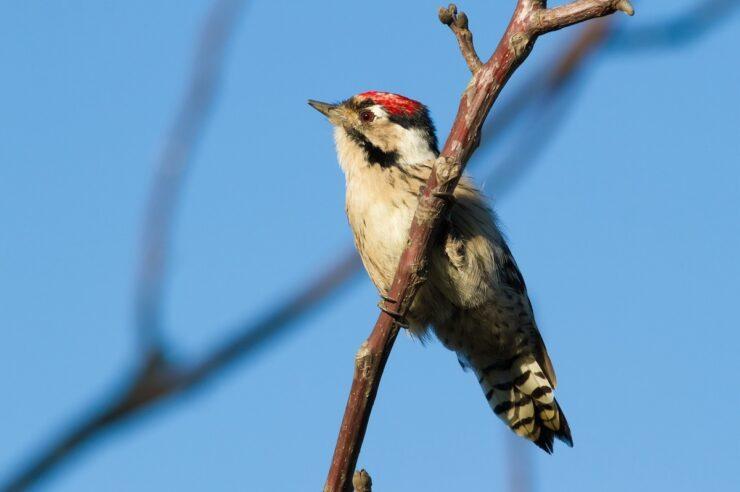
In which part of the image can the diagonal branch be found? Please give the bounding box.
[323,2,633,491]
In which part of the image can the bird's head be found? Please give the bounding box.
[309,91,438,169]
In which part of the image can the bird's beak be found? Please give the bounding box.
[308,100,338,118]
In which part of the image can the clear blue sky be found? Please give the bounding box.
[1,1,739,491]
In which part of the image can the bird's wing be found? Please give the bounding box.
[437,177,558,387]
[498,244,558,388]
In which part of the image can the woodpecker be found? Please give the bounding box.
[309,91,572,453]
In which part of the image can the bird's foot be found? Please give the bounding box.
[380,293,398,303]
[432,191,456,205]
[420,186,457,206]
[377,297,409,328]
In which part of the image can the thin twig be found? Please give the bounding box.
[323,2,633,491]
[439,4,482,73]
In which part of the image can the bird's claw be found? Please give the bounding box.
[420,185,456,205]
[377,300,408,328]
[380,293,399,303]
[432,191,456,204]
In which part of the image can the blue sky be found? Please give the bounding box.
[1,1,739,491]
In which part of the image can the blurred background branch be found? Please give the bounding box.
[136,0,246,356]
[607,0,739,52]
[2,0,736,491]
[3,0,249,489]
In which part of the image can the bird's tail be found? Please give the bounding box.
[474,354,573,453]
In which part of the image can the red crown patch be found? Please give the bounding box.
[357,91,423,116]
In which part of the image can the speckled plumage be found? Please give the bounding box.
[310,92,572,452]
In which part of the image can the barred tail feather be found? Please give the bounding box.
[476,355,573,453]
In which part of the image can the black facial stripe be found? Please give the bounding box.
[346,128,399,168]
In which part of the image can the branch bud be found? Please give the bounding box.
[454,11,469,29]
[438,5,453,25]
[352,469,372,492]
[615,0,635,16]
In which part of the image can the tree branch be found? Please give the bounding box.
[439,4,482,73]
[323,2,633,491]
[534,0,633,34]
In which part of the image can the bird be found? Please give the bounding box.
[309,91,572,453]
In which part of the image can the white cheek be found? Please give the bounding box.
[395,127,436,164]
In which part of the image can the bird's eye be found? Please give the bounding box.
[360,110,375,123]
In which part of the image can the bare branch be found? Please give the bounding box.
[323,2,631,491]
[439,4,482,73]
[533,0,633,34]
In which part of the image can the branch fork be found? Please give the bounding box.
[324,2,633,491]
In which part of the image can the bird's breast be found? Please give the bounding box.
[345,170,418,292]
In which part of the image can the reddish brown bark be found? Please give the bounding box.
[324,2,633,491]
